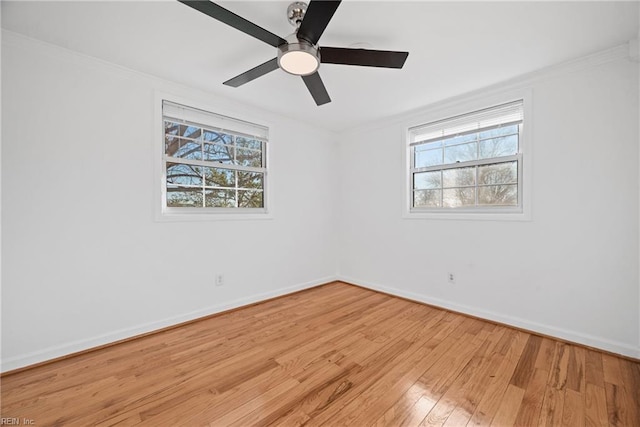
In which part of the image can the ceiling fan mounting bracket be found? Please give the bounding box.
[287,2,308,28]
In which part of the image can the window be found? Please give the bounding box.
[162,101,268,214]
[408,100,524,213]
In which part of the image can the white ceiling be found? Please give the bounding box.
[2,1,639,132]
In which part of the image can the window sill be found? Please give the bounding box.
[403,208,530,222]
[156,208,273,222]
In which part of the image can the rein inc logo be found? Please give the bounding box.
[0,418,35,425]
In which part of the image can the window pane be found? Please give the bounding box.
[166,163,202,186]
[236,137,262,150]
[479,134,518,159]
[202,129,232,145]
[165,133,177,153]
[414,189,441,207]
[415,148,443,168]
[181,125,202,139]
[443,187,475,207]
[416,140,442,150]
[414,171,441,190]
[236,148,262,167]
[478,161,517,185]
[478,184,517,206]
[205,189,236,207]
[237,172,263,189]
[203,167,235,187]
[166,187,203,207]
[166,137,202,160]
[237,190,264,208]
[165,122,203,140]
[203,143,234,163]
[164,121,180,137]
[443,167,475,188]
[444,142,477,164]
[479,124,518,140]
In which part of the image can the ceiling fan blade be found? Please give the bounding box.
[320,47,409,68]
[223,58,279,87]
[302,72,331,106]
[297,1,341,45]
[178,1,286,48]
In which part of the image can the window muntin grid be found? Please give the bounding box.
[409,101,523,211]
[163,109,267,210]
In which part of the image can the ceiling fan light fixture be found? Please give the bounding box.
[277,41,320,76]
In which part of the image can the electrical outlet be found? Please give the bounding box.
[447,272,456,284]
[215,274,224,286]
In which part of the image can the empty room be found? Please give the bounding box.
[1,0,639,425]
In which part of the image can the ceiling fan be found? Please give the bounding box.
[177,0,409,106]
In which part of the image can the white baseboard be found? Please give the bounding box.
[1,276,338,373]
[337,275,640,359]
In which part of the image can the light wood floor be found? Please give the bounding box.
[1,282,639,426]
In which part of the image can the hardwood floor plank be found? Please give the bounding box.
[534,337,557,371]
[510,334,543,389]
[402,395,440,427]
[267,408,309,427]
[602,354,625,386]
[538,387,565,427]
[374,381,431,427]
[585,348,605,388]
[514,368,548,426]
[548,342,570,390]
[1,282,638,427]
[490,384,525,426]
[585,383,609,427]
[561,388,584,426]
[617,358,640,423]
[442,407,475,427]
[605,381,636,426]
[566,345,586,393]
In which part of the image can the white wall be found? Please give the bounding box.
[2,32,639,372]
[1,32,338,371]
[337,48,640,358]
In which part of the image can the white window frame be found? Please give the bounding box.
[403,89,532,221]
[154,92,273,221]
